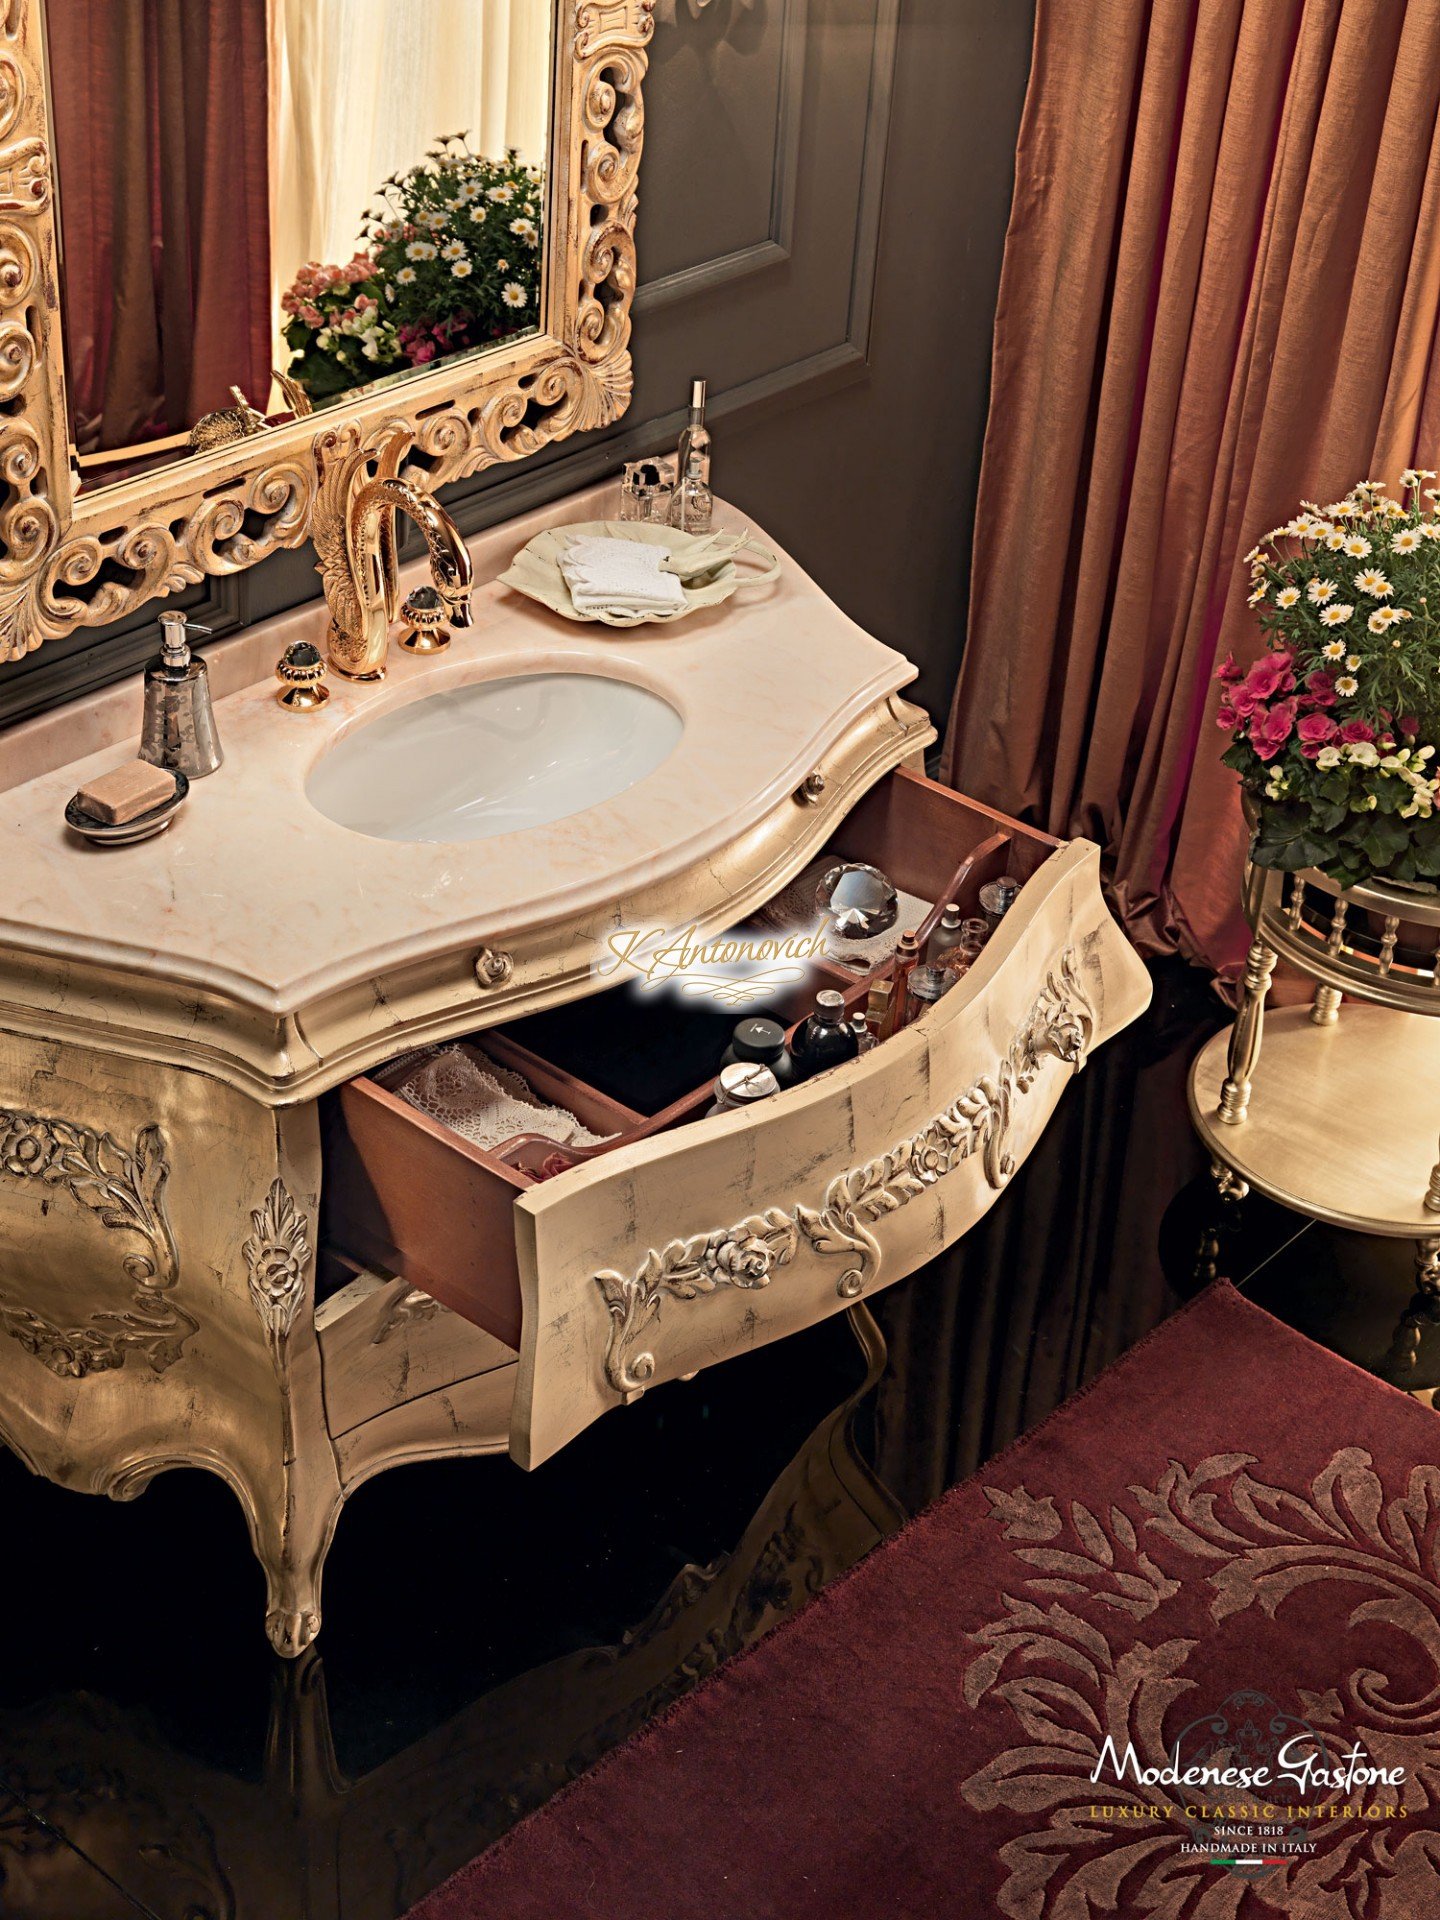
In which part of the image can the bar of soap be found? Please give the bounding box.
[74,760,178,824]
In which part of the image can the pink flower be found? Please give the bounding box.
[1216,703,1240,730]
[1401,714,1420,737]
[1297,713,1338,754]
[1217,652,1243,684]
[1303,669,1337,708]
[1338,719,1375,744]
[1246,655,1295,700]
[298,302,324,328]
[1249,700,1296,761]
[1229,682,1260,720]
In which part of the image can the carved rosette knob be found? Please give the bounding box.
[474,947,515,990]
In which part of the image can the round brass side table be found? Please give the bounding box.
[1189,853,1440,1293]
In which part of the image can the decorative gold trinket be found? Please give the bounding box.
[188,387,268,452]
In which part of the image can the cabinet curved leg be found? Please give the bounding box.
[1217,937,1277,1126]
[232,1438,345,1659]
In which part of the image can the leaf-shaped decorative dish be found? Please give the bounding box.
[498,520,781,629]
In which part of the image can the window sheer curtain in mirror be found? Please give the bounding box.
[268,0,552,365]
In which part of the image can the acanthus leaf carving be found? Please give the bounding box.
[0,1109,195,1377]
[594,949,1097,1394]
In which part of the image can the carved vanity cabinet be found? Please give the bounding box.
[0,732,1148,1655]
[0,0,1154,1662]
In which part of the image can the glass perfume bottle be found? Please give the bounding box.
[904,964,951,1025]
[979,876,1021,934]
[883,930,923,1037]
[789,988,860,1081]
[667,377,713,533]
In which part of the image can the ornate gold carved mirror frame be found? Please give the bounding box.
[0,0,651,662]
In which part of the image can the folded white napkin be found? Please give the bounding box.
[559,535,687,618]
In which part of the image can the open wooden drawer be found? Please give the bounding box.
[322,768,1152,1467]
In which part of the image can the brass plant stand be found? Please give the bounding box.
[1190,853,1440,1294]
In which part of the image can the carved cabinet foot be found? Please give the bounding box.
[266,1603,323,1660]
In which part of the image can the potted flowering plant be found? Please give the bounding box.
[1218,471,1440,893]
[280,137,544,402]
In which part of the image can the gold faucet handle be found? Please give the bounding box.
[275,639,331,711]
[399,586,452,654]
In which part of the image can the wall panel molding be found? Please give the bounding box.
[636,0,806,313]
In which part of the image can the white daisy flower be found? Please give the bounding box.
[509,217,539,245]
[1355,569,1393,596]
[1336,676,1360,697]
[450,258,473,278]
[1420,522,1440,540]
[1322,639,1347,659]
[1325,531,1348,550]
[1248,584,1267,606]
[1346,654,1361,670]
[1392,528,1422,552]
[424,210,447,231]
[501,282,527,308]
[1319,603,1355,626]
[406,240,437,261]
[396,265,417,285]
[1307,578,1337,603]
[487,184,515,203]
[1368,608,1397,633]
[440,240,466,261]
[1275,586,1301,608]
[1343,535,1372,557]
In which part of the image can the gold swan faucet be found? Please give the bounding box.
[311,424,474,680]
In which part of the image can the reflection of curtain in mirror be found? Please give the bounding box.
[47,0,273,456]
[269,0,550,346]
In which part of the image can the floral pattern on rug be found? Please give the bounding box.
[961,1447,1440,1918]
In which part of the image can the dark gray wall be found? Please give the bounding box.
[0,0,1034,731]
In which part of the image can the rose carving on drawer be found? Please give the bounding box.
[595,949,1095,1395]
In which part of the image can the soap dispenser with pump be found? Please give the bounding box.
[139,610,224,778]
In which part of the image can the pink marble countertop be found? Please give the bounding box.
[0,485,920,1016]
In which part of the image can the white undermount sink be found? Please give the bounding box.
[305,672,684,843]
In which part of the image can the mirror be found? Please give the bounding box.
[45,0,556,490]
[0,0,646,664]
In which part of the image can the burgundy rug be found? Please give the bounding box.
[407,1283,1440,1920]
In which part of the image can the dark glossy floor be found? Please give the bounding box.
[2,959,1437,1920]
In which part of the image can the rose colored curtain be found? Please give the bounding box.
[941,0,1440,975]
[47,0,272,456]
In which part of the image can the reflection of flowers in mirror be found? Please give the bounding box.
[279,135,544,403]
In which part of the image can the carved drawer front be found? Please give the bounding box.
[510,838,1150,1466]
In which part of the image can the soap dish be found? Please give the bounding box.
[499,520,781,628]
[65,771,189,845]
